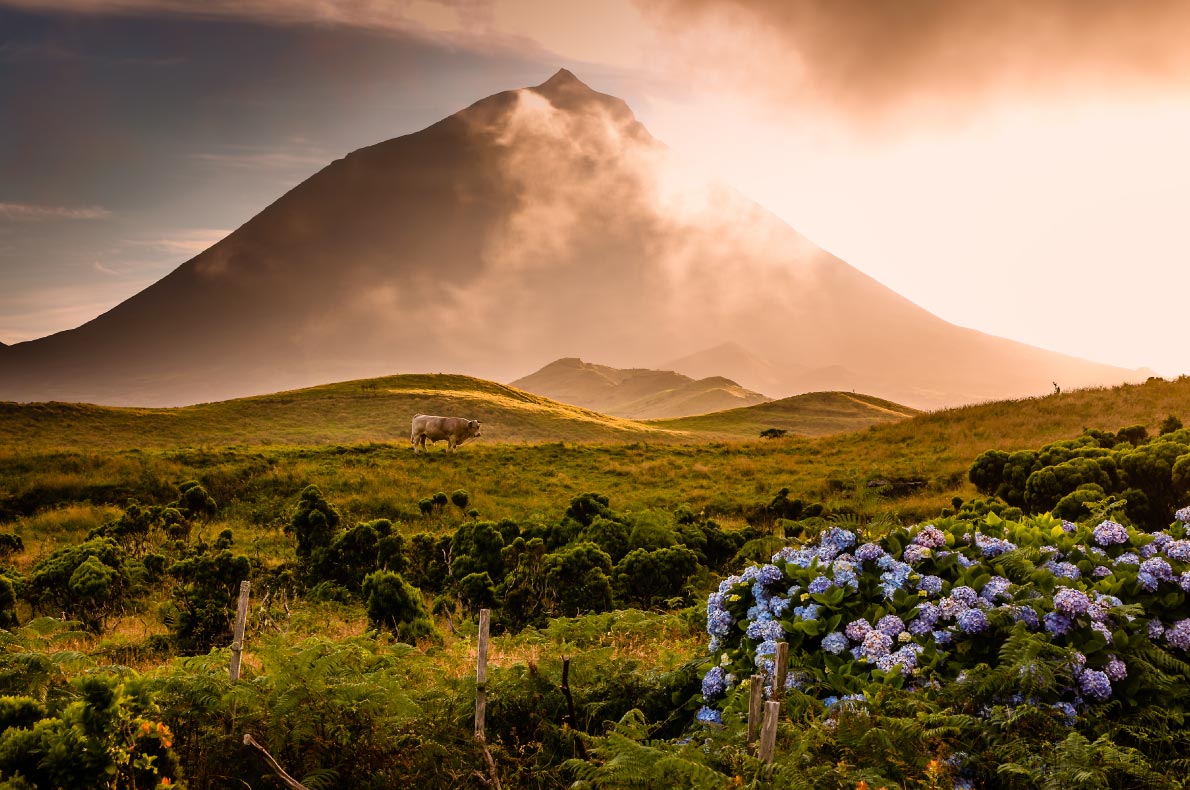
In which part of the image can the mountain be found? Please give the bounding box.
[0,69,1144,408]
[510,357,770,419]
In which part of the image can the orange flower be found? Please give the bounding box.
[927,758,943,775]
[141,722,152,734]
[856,782,869,790]
[162,740,172,749]
[160,780,171,787]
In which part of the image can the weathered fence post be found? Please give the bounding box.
[473,609,502,790]
[758,700,779,763]
[229,580,250,682]
[746,674,763,747]
[773,642,789,700]
[476,608,490,738]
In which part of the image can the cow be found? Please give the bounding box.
[410,414,482,453]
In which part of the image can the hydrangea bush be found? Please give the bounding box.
[699,507,1190,724]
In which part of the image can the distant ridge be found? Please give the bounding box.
[652,390,919,437]
[511,357,770,418]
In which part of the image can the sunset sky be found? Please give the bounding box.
[2,0,1188,377]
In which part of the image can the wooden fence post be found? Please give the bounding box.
[229,580,250,682]
[773,642,789,700]
[746,674,763,747]
[475,608,490,738]
[758,700,779,763]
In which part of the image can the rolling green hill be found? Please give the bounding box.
[510,357,770,418]
[651,390,919,437]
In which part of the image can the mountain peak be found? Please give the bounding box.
[537,68,586,91]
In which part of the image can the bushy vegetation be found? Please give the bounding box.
[3,390,1190,787]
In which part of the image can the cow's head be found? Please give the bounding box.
[468,420,482,438]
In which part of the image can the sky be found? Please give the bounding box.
[2,0,1188,377]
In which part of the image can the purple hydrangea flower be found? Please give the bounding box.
[1116,552,1140,565]
[1167,619,1190,650]
[957,609,988,634]
[975,533,1017,557]
[1139,543,1159,560]
[1149,620,1166,639]
[1091,621,1113,643]
[845,619,872,642]
[1141,556,1174,581]
[917,575,944,595]
[821,631,848,654]
[912,525,947,548]
[1181,571,1190,593]
[1105,657,1128,681]
[1176,505,1190,524]
[1137,571,1159,592]
[1079,669,1112,700]
[1011,606,1040,629]
[1093,520,1129,546]
[1053,588,1091,616]
[1166,540,1190,562]
[902,544,932,565]
[950,586,979,606]
[855,542,886,562]
[1044,561,1082,579]
[876,614,905,637]
[932,629,952,646]
[1051,701,1077,725]
[1060,519,1078,532]
[1093,566,1112,578]
[861,630,893,660]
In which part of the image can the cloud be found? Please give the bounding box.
[0,202,112,221]
[124,228,232,256]
[639,0,1190,124]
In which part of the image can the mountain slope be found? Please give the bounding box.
[510,357,770,418]
[0,69,1142,408]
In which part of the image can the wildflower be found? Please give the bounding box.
[1092,520,1129,546]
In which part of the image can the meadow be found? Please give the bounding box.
[1,374,1189,788]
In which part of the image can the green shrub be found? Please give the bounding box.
[361,570,439,644]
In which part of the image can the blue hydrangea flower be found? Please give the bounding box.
[902,544,932,565]
[1044,612,1073,636]
[808,575,833,594]
[695,705,723,724]
[932,629,952,646]
[793,603,820,621]
[1044,561,1081,579]
[1091,621,1113,643]
[1176,505,1190,524]
[1093,520,1129,546]
[975,533,1016,557]
[746,619,784,642]
[1149,620,1166,640]
[1093,565,1112,578]
[1105,657,1128,681]
[957,609,988,634]
[1181,571,1190,593]
[769,595,791,617]
[950,586,978,606]
[1116,553,1140,566]
[1053,588,1090,616]
[1141,556,1174,581]
[980,576,1012,602]
[1079,669,1112,700]
[1051,701,1077,725]
[1137,571,1159,592]
[702,666,726,699]
[1011,606,1040,630]
[821,631,848,654]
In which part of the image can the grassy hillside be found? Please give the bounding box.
[510,357,770,418]
[0,374,688,451]
[652,390,919,437]
[0,374,917,452]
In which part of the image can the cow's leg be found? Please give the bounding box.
[411,433,419,453]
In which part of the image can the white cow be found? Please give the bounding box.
[410,414,482,453]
